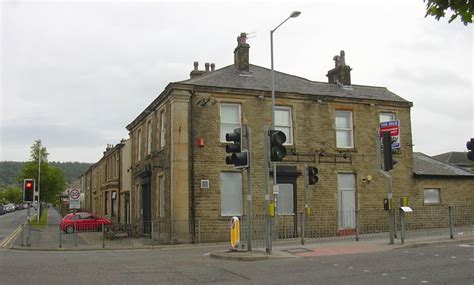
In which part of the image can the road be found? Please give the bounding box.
[0,209,28,244]
[0,240,473,284]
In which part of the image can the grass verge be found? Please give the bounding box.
[30,207,48,227]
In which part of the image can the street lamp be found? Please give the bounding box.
[270,10,301,228]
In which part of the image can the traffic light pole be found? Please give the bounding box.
[376,129,395,245]
[263,125,272,253]
[246,127,252,252]
[301,164,308,245]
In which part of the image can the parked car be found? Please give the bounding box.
[60,212,112,234]
[0,204,6,215]
[5,204,15,213]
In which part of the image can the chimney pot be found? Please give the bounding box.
[205,62,210,71]
[211,63,215,71]
[193,61,199,70]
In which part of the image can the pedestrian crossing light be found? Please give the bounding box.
[225,127,248,168]
[467,138,474,161]
[23,178,35,202]
[270,130,287,161]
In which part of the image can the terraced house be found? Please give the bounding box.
[85,33,474,243]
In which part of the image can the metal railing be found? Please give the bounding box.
[12,205,474,250]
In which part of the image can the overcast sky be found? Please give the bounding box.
[1,0,472,163]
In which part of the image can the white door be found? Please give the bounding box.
[337,174,356,229]
[277,184,294,215]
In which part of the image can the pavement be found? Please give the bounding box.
[209,235,474,261]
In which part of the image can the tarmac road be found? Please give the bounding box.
[1,239,473,284]
[0,208,28,246]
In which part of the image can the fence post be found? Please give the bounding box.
[355,209,360,242]
[151,221,155,247]
[74,220,78,247]
[59,224,62,248]
[27,220,31,247]
[102,224,105,248]
[448,206,454,239]
[400,209,405,244]
[197,219,201,244]
[301,212,305,245]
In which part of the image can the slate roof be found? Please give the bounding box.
[178,64,412,104]
[432,152,472,167]
[413,152,474,177]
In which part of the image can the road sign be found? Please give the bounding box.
[69,189,81,209]
[380,120,401,149]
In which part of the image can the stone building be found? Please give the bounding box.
[83,33,473,242]
[81,140,131,224]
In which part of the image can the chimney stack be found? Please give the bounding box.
[326,50,352,86]
[190,61,216,78]
[234,32,250,72]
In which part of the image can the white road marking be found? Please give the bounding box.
[347,267,353,269]
[451,256,456,259]
[434,254,439,257]
[400,277,407,280]
[203,252,210,256]
[381,273,388,276]
[421,281,429,284]
[333,264,338,266]
[459,244,474,248]
[363,270,370,273]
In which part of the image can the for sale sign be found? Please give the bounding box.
[380,120,401,149]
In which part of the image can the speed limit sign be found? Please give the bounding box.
[69,189,81,209]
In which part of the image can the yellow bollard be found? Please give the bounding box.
[230,216,240,250]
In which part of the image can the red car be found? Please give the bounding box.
[60,212,112,234]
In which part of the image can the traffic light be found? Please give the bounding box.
[225,127,248,168]
[382,131,397,171]
[307,166,319,185]
[23,178,35,202]
[270,130,287,161]
[467,138,474,161]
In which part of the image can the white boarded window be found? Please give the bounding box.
[335,110,354,148]
[380,112,396,123]
[277,184,294,215]
[424,189,441,204]
[220,172,242,216]
[158,175,165,218]
[160,109,166,148]
[220,103,241,142]
[275,106,293,145]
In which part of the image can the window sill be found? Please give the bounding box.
[335,148,358,152]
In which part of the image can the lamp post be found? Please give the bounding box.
[270,10,301,236]
[37,140,41,223]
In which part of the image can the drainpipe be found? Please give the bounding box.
[189,89,196,243]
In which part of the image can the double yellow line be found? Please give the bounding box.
[0,225,23,248]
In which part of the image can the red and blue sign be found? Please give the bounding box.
[380,120,400,149]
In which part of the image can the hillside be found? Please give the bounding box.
[0,161,93,186]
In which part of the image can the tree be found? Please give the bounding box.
[425,0,473,25]
[17,141,67,203]
[30,139,49,162]
[0,186,22,204]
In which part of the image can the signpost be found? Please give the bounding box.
[69,189,81,210]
